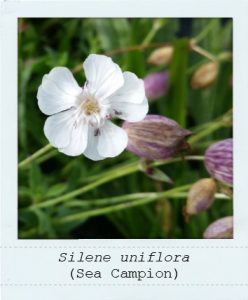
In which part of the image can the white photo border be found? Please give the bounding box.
[1,0,248,298]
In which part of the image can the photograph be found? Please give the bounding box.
[18,17,233,239]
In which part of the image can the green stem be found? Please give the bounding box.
[18,144,53,169]
[31,161,139,208]
[193,19,218,44]
[30,156,203,209]
[36,149,57,165]
[142,19,166,46]
[152,155,203,168]
[189,122,223,144]
[188,109,232,144]
[64,191,231,208]
[190,43,218,62]
[189,120,230,144]
[163,192,231,200]
[55,184,191,224]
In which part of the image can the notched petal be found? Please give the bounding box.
[44,109,76,148]
[83,54,124,100]
[109,71,146,104]
[37,67,81,115]
[112,97,148,122]
[59,120,88,156]
[83,126,105,161]
[97,121,128,158]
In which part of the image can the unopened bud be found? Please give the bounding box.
[191,62,218,89]
[204,138,233,185]
[144,72,169,100]
[185,178,216,215]
[147,46,174,66]
[203,216,233,239]
[122,115,191,160]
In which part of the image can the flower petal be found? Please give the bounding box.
[37,67,82,115]
[44,108,76,148]
[97,121,128,158]
[59,120,88,156]
[111,96,148,122]
[109,71,145,104]
[83,54,124,100]
[83,126,105,161]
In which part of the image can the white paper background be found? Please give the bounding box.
[1,0,248,299]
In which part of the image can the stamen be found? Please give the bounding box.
[82,99,100,116]
[77,91,111,129]
[113,109,122,116]
[94,128,100,136]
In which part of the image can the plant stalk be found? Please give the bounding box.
[18,144,52,169]
[30,156,203,209]
[55,184,191,224]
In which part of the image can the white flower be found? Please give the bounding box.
[37,54,148,161]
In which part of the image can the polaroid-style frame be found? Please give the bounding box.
[1,0,248,299]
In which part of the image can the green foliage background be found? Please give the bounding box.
[18,18,233,239]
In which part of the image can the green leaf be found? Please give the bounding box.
[31,207,57,238]
[46,183,67,198]
[18,61,33,153]
[29,162,46,202]
[93,19,120,51]
[19,186,32,198]
[55,205,89,236]
[19,210,37,229]
[166,38,189,127]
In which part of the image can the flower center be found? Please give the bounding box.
[77,90,110,128]
[82,96,100,116]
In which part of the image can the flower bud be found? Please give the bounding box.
[191,62,218,89]
[144,72,169,100]
[185,178,216,215]
[203,216,233,239]
[122,115,191,160]
[147,46,174,66]
[204,138,233,185]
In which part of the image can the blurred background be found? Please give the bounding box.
[18,18,233,239]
